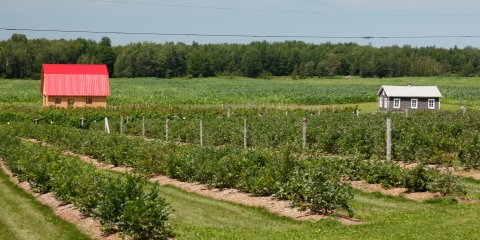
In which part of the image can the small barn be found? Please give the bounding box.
[377,84,442,111]
[41,64,110,108]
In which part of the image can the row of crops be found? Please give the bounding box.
[4,77,480,106]
[1,122,467,218]
[2,105,480,167]
[0,104,355,124]
[0,129,172,240]
[96,111,480,168]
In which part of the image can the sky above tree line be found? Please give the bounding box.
[1,0,479,48]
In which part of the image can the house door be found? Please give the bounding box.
[68,99,75,107]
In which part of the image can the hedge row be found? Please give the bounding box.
[84,110,480,168]
[4,122,468,216]
[0,128,172,240]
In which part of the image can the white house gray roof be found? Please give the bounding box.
[377,85,442,98]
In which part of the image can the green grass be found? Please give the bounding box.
[0,168,91,240]
[151,181,480,239]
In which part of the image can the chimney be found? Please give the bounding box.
[408,82,412,87]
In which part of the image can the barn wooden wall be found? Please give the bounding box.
[43,96,107,108]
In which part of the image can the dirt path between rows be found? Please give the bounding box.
[398,161,480,180]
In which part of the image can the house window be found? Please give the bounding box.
[379,97,383,107]
[384,98,388,108]
[68,99,75,107]
[55,98,61,104]
[428,99,435,109]
[411,99,418,109]
[393,98,401,108]
[86,98,93,104]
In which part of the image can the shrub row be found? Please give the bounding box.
[5,122,468,215]
[5,122,355,215]
[0,104,337,128]
[0,129,172,240]
[84,110,480,168]
[340,158,465,195]
[5,105,480,167]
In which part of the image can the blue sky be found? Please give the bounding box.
[1,0,479,48]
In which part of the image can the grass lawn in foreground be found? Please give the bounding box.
[0,168,91,240]
[153,179,480,240]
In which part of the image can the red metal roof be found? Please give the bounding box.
[41,64,110,96]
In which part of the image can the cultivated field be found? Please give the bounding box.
[1,76,480,239]
[2,76,480,108]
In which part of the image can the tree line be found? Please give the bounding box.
[0,33,479,79]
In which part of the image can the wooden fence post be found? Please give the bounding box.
[405,109,409,117]
[105,117,110,134]
[244,119,247,149]
[200,120,203,146]
[80,117,86,127]
[165,119,169,141]
[386,118,392,160]
[303,118,307,149]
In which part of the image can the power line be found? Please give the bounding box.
[2,27,480,40]
[88,0,480,17]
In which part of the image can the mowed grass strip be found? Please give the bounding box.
[0,168,91,240]
[152,182,480,240]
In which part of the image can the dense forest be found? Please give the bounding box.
[0,33,479,79]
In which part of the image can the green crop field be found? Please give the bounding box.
[2,121,480,239]
[2,76,480,108]
[2,76,480,239]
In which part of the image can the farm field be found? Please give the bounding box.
[2,106,480,167]
[2,76,480,239]
[2,162,480,239]
[1,122,480,239]
[2,76,480,108]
